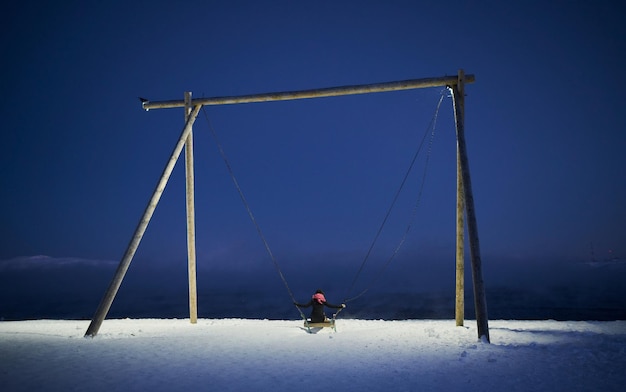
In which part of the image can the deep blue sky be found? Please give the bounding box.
[1,1,625,309]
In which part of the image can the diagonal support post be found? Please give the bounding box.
[450,69,489,342]
[85,104,202,337]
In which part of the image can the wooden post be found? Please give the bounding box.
[451,69,489,342]
[184,92,198,324]
[455,144,465,326]
[85,104,202,337]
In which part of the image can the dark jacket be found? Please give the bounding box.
[295,294,344,323]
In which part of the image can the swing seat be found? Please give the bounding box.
[304,319,335,328]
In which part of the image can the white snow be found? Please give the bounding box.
[1,318,625,391]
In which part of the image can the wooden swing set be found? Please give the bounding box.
[85,69,489,342]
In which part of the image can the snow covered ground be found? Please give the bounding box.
[1,318,625,391]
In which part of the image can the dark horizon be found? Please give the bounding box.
[1,254,624,322]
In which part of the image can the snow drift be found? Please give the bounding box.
[1,318,625,391]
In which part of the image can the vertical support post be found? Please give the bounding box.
[184,92,198,324]
[455,145,465,326]
[85,104,202,337]
[451,69,489,342]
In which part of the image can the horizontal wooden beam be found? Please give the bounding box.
[142,74,475,110]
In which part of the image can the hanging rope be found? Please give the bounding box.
[200,90,445,317]
[200,107,308,320]
[343,90,446,303]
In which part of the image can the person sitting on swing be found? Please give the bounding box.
[295,289,346,323]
